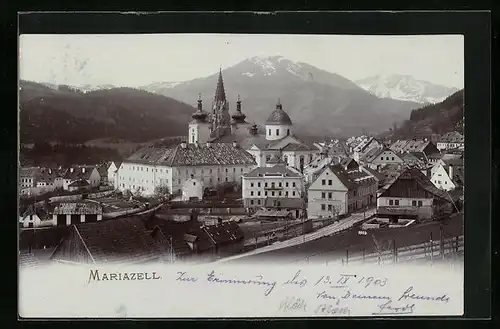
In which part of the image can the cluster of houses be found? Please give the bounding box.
[18,69,465,266]
[19,162,121,197]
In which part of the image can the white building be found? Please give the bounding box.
[62,166,101,190]
[436,132,464,151]
[359,147,405,170]
[107,161,121,189]
[241,164,304,216]
[429,158,464,191]
[118,141,256,196]
[52,202,103,226]
[182,176,204,201]
[19,167,39,189]
[240,100,320,171]
[307,163,377,219]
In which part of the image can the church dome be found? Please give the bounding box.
[265,99,292,125]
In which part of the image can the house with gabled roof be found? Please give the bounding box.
[359,147,404,170]
[62,166,101,190]
[19,205,53,228]
[307,164,377,219]
[429,158,464,191]
[52,201,103,226]
[377,168,454,222]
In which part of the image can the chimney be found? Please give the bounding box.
[48,169,52,174]
[206,141,212,148]
[232,141,238,148]
[82,167,85,173]
[448,164,454,179]
[180,141,187,149]
[70,168,74,173]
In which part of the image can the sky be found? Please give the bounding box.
[19,34,464,89]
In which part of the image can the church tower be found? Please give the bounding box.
[188,94,211,144]
[265,98,293,141]
[210,69,231,139]
[230,94,251,137]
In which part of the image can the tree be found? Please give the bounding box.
[154,184,170,198]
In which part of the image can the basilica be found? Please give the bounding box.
[188,69,320,172]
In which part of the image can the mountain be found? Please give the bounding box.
[19,80,195,144]
[140,56,421,138]
[355,74,459,104]
[382,89,464,139]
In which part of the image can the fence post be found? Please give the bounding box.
[440,225,444,259]
[346,249,349,266]
[363,248,366,263]
[393,239,397,264]
[430,232,433,264]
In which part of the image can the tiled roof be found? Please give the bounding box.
[58,216,169,264]
[125,143,257,167]
[244,164,302,178]
[20,167,40,178]
[63,166,97,181]
[361,166,385,181]
[360,146,385,163]
[203,222,244,245]
[327,165,377,190]
[439,131,464,143]
[254,210,292,217]
[390,139,435,154]
[20,205,49,220]
[53,202,103,215]
[68,180,90,188]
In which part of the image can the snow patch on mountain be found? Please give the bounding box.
[355,74,459,104]
[242,72,255,77]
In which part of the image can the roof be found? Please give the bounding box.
[390,139,436,154]
[340,157,359,169]
[264,197,304,209]
[438,131,464,143]
[20,167,40,178]
[326,165,377,190]
[55,216,168,264]
[20,205,49,220]
[359,137,383,153]
[359,146,386,163]
[244,164,302,178]
[380,168,453,202]
[360,166,385,181]
[63,166,97,181]
[265,101,293,125]
[53,202,103,215]
[19,252,43,268]
[203,222,244,245]
[124,143,256,167]
[68,179,90,188]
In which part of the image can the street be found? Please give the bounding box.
[221,212,463,264]
[218,208,376,262]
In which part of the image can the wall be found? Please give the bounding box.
[117,163,173,196]
[182,178,204,201]
[370,150,403,166]
[430,165,455,191]
[265,124,292,141]
[307,189,347,219]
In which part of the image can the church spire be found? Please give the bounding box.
[214,68,226,103]
[192,93,208,122]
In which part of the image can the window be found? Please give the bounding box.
[292,191,296,196]
[250,183,254,187]
[233,168,236,172]
[279,182,282,187]
[328,180,332,186]
[258,182,261,187]
[386,157,389,161]
[412,200,417,206]
[257,191,261,196]
[279,191,282,196]
[251,191,254,196]
[276,129,280,135]
[266,155,271,161]
[287,129,290,136]
[146,168,148,172]
[321,204,326,211]
[395,200,399,206]
[444,181,447,184]
[438,180,442,184]
[265,191,268,196]
[286,182,289,187]
[240,168,244,172]
[257,200,261,205]
[322,192,326,199]
[328,205,332,211]
[392,157,394,161]
[328,192,332,199]
[418,200,423,207]
[285,191,288,196]
[225,168,228,173]
[381,157,384,160]
[225,177,228,182]
[193,182,196,186]
[293,182,296,187]
[210,169,213,174]
[250,200,254,205]
[272,191,275,196]
[322,179,326,185]
[268,129,271,135]
[389,200,394,205]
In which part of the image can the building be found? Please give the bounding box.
[359,147,405,170]
[307,164,377,219]
[118,141,256,196]
[240,100,320,171]
[303,150,343,185]
[389,139,440,158]
[50,216,170,265]
[377,168,454,222]
[19,205,51,228]
[52,202,103,226]
[97,163,109,186]
[107,161,121,189]
[62,166,101,190]
[241,164,304,216]
[181,175,204,201]
[436,131,464,151]
[19,167,40,189]
[353,137,384,161]
[429,158,464,191]
[67,179,91,192]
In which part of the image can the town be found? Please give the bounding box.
[18,69,464,267]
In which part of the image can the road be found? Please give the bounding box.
[218,208,376,263]
[222,212,463,264]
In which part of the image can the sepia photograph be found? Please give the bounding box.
[18,30,465,318]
